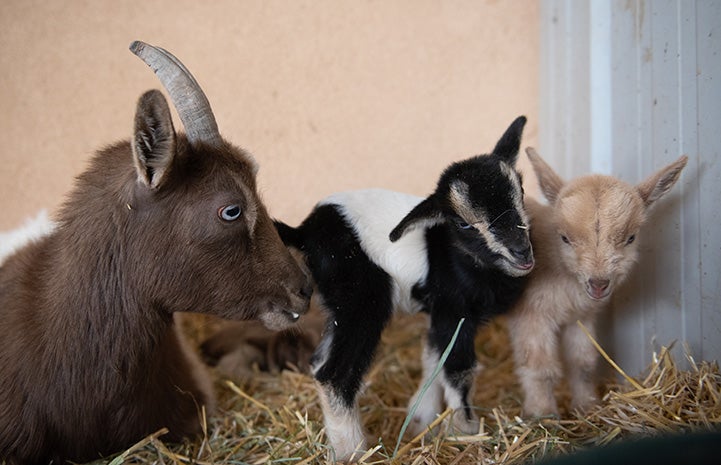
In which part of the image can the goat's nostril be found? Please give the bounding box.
[511,246,532,260]
[299,282,313,299]
[589,278,610,290]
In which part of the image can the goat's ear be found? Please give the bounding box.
[636,155,688,207]
[526,147,564,204]
[132,89,177,189]
[491,115,527,165]
[389,196,444,242]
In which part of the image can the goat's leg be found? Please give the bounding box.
[561,318,599,411]
[426,317,480,434]
[406,342,445,437]
[310,294,392,462]
[507,310,562,417]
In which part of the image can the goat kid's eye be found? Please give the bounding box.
[626,234,636,245]
[457,221,473,230]
[218,205,242,222]
[561,235,570,244]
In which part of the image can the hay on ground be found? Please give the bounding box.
[98,314,721,464]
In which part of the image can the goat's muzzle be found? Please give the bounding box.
[258,281,312,331]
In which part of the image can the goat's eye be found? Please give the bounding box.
[561,235,570,244]
[626,234,636,245]
[218,205,242,222]
[457,221,473,230]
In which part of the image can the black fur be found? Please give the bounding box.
[276,116,533,455]
[415,223,527,418]
[277,205,394,406]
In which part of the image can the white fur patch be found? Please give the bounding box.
[0,210,54,266]
[320,189,428,314]
[317,384,367,462]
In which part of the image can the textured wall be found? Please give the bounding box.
[0,0,539,231]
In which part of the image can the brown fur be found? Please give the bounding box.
[507,148,687,417]
[0,90,310,464]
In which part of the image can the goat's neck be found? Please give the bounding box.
[42,224,173,376]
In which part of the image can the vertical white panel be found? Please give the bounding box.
[539,0,721,375]
[590,0,613,175]
[539,0,591,180]
[696,0,721,361]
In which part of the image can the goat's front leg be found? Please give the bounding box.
[422,317,480,435]
[507,308,562,417]
[406,342,445,437]
[561,318,599,412]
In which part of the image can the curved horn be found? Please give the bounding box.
[130,40,221,147]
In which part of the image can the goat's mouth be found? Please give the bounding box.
[498,243,534,276]
[511,260,534,271]
[259,306,304,331]
[257,289,311,331]
[501,255,535,276]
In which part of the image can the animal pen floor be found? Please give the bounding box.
[98,313,720,465]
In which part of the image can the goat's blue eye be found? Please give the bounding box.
[457,221,473,230]
[219,205,242,221]
[626,234,636,245]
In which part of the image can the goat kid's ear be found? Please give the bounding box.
[491,115,527,165]
[526,147,565,204]
[636,155,688,208]
[389,196,444,242]
[132,89,177,189]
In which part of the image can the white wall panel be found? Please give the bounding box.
[539,0,720,375]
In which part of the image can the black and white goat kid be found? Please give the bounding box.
[277,117,534,461]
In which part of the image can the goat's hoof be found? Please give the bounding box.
[571,396,599,413]
[523,406,560,420]
[450,411,480,435]
[406,412,441,438]
[331,446,369,464]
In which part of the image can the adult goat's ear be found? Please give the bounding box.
[491,115,526,165]
[132,89,177,189]
[636,155,688,208]
[525,147,564,204]
[389,196,444,242]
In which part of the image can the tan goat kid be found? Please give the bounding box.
[507,148,687,417]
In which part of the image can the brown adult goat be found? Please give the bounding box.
[0,41,311,465]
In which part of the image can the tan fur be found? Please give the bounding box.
[507,148,687,417]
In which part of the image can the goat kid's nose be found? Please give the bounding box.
[510,247,531,258]
[588,278,610,292]
[300,281,313,300]
[510,246,533,262]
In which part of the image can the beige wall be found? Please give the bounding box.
[0,0,539,231]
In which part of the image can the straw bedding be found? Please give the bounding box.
[99,313,720,465]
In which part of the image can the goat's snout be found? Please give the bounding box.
[289,279,312,317]
[507,243,534,274]
[510,245,533,265]
[586,277,611,300]
[299,280,314,301]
